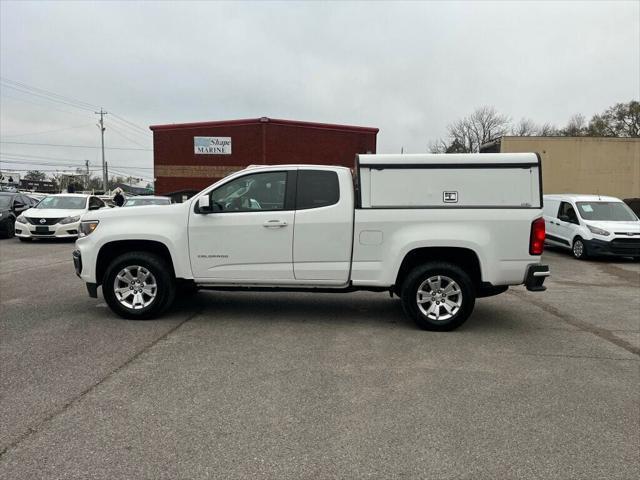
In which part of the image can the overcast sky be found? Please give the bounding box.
[1,0,639,182]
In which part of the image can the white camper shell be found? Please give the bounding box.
[357,153,542,209]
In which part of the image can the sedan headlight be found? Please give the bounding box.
[16,214,26,223]
[587,224,610,236]
[79,220,99,237]
[60,215,81,225]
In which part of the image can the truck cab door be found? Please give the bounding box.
[188,170,295,282]
[292,168,353,284]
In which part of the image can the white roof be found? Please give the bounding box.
[46,193,90,197]
[544,194,623,202]
[358,153,539,165]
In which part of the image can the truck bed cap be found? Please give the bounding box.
[358,153,539,166]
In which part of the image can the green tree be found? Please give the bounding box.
[587,101,639,137]
[24,170,47,182]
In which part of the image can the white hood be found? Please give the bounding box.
[585,220,640,234]
[23,208,85,219]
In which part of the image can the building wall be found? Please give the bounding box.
[499,137,640,199]
[151,118,377,195]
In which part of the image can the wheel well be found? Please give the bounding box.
[394,247,482,292]
[96,240,175,285]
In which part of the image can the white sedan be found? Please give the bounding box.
[15,194,106,241]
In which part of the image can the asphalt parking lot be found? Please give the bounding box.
[0,238,638,479]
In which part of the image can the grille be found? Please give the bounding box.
[26,217,63,225]
[614,232,640,236]
[610,238,640,254]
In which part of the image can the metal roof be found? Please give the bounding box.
[149,117,379,134]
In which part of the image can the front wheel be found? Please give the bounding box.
[102,251,176,320]
[572,237,588,260]
[400,262,476,331]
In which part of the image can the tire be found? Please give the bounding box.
[18,237,32,242]
[400,262,476,331]
[572,237,588,260]
[1,219,15,239]
[102,251,176,320]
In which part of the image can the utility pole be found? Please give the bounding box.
[95,109,108,192]
[84,160,89,190]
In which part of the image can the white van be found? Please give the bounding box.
[543,194,640,259]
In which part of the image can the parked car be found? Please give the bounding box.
[624,198,640,217]
[15,194,107,241]
[73,153,549,331]
[543,194,640,260]
[0,192,34,238]
[123,196,171,207]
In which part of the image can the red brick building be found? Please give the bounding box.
[150,117,378,196]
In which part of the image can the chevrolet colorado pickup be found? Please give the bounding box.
[73,153,549,331]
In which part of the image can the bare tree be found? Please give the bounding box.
[562,114,587,136]
[511,118,539,136]
[538,122,558,136]
[438,106,510,152]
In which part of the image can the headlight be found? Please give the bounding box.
[60,215,81,225]
[16,214,26,223]
[587,224,610,236]
[79,221,99,237]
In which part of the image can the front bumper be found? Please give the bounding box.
[15,220,80,238]
[584,237,640,258]
[525,264,550,292]
[72,249,98,298]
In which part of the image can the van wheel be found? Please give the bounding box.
[400,262,476,331]
[102,251,176,320]
[572,237,588,260]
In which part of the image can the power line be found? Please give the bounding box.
[0,140,151,151]
[110,113,149,134]
[0,77,100,110]
[0,92,90,118]
[0,83,94,112]
[0,123,94,138]
[0,157,154,170]
[107,122,151,148]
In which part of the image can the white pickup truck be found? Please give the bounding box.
[73,153,549,331]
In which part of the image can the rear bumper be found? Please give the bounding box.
[584,238,640,258]
[525,264,550,292]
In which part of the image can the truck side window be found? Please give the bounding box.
[296,170,339,210]
[558,201,579,224]
[210,171,287,212]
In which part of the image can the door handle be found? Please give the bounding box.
[263,220,287,228]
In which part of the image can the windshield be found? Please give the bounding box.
[123,198,170,207]
[576,201,638,222]
[0,196,11,208]
[36,196,87,210]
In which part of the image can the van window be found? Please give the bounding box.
[558,202,579,224]
[576,201,637,221]
[296,170,339,210]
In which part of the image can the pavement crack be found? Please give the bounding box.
[509,289,640,357]
[0,308,201,459]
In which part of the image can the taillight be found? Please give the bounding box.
[529,217,545,255]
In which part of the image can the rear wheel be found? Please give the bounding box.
[102,251,175,320]
[572,237,588,260]
[400,262,476,331]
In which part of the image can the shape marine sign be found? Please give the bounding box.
[194,137,232,155]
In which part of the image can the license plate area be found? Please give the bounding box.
[35,226,50,233]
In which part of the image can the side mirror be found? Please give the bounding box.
[198,195,212,213]
[13,202,25,211]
